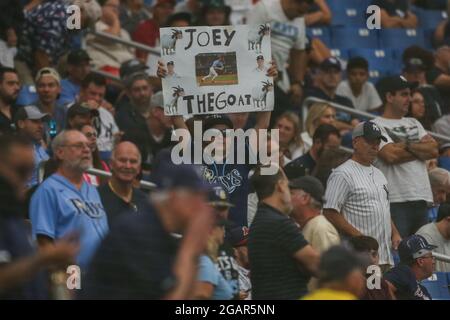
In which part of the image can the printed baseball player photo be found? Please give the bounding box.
[196,52,239,86]
[165,61,180,79]
[253,55,269,74]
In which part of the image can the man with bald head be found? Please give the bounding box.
[30,130,109,270]
[98,141,149,224]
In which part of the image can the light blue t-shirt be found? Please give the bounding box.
[58,78,80,105]
[197,255,233,300]
[30,174,109,269]
[28,142,49,188]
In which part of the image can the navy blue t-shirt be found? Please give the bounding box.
[202,142,255,227]
[0,217,49,299]
[384,264,432,300]
[81,203,178,299]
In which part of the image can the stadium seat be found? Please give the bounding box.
[416,8,448,30]
[327,0,368,27]
[348,48,395,81]
[332,27,379,49]
[16,85,38,107]
[421,272,450,300]
[330,48,350,61]
[379,28,426,51]
[424,29,436,49]
[306,27,332,47]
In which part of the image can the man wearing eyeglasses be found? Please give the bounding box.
[30,130,109,270]
[384,234,437,300]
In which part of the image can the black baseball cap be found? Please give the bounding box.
[120,59,149,79]
[319,57,342,72]
[256,55,264,60]
[203,114,234,131]
[67,49,91,65]
[404,58,426,72]
[167,61,174,66]
[377,75,418,98]
[208,185,234,208]
[437,203,450,222]
[226,226,249,247]
[289,176,325,204]
[352,121,387,142]
[398,235,437,263]
[67,103,99,119]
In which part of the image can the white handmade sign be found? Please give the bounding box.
[160,25,274,116]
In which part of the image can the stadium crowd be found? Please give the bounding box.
[1,0,450,300]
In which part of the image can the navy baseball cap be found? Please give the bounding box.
[352,121,387,142]
[226,226,249,247]
[398,235,437,263]
[319,57,341,72]
[289,176,325,204]
[203,114,234,131]
[208,185,234,207]
[149,149,211,191]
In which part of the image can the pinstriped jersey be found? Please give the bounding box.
[324,159,393,265]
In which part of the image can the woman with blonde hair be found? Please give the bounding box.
[301,103,336,150]
[274,111,306,162]
[194,222,233,300]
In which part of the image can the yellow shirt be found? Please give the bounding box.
[302,288,357,300]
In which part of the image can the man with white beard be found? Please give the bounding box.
[30,130,109,270]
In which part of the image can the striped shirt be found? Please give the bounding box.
[324,159,393,265]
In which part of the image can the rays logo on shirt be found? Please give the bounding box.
[203,167,243,193]
[271,22,299,41]
[70,199,105,219]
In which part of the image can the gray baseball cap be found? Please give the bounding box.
[352,121,387,142]
[14,105,51,122]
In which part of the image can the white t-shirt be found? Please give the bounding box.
[246,0,306,93]
[416,223,450,272]
[372,117,433,204]
[94,107,119,153]
[302,215,340,253]
[336,80,382,112]
[324,159,393,265]
[300,131,312,152]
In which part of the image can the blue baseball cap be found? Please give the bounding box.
[149,149,211,191]
[208,185,234,207]
[398,235,437,263]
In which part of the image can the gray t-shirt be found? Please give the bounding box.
[416,222,450,272]
[373,117,433,204]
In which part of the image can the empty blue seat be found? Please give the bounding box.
[16,85,37,107]
[307,27,332,47]
[348,48,395,82]
[379,28,426,51]
[327,0,368,27]
[330,48,350,60]
[417,9,448,30]
[421,272,450,300]
[332,27,378,49]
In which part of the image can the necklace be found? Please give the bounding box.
[109,181,133,203]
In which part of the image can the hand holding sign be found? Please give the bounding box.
[160,25,274,116]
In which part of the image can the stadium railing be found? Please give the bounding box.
[302,97,450,144]
[88,30,161,55]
